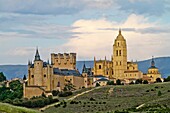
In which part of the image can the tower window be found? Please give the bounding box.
[118,42,119,46]
[31,75,34,78]
[119,50,121,56]
[107,71,108,75]
[99,65,102,69]
[116,50,118,56]
[120,61,121,65]
[44,74,46,77]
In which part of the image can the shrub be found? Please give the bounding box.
[90,97,95,101]
[143,80,148,84]
[146,90,149,92]
[96,83,100,87]
[116,79,121,85]
[52,90,60,96]
[168,90,170,92]
[156,78,162,82]
[58,91,73,97]
[158,91,162,96]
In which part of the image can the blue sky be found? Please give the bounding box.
[0,0,170,64]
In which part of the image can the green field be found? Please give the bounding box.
[0,102,39,113]
[45,82,170,113]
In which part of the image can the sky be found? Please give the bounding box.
[0,0,170,64]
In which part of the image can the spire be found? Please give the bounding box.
[151,56,155,67]
[82,61,86,73]
[34,47,41,61]
[119,28,121,35]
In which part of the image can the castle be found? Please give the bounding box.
[23,29,162,98]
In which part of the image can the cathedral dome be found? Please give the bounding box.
[116,29,125,41]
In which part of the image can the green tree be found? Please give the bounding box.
[95,83,100,87]
[164,76,170,82]
[156,78,162,82]
[158,91,162,96]
[23,75,27,80]
[0,72,6,82]
[135,79,143,84]
[116,79,121,85]
[143,80,148,84]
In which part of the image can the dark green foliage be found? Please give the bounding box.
[0,72,6,82]
[129,81,134,85]
[107,81,114,85]
[135,79,143,84]
[23,75,26,80]
[158,91,162,96]
[52,90,59,96]
[143,80,148,84]
[116,79,121,85]
[0,80,23,101]
[156,78,162,82]
[95,83,100,87]
[12,96,59,108]
[90,97,95,101]
[58,91,73,97]
[164,76,170,82]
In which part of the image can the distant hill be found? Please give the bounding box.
[0,57,170,80]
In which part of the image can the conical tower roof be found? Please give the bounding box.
[34,47,41,61]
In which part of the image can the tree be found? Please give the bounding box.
[158,91,162,96]
[95,83,100,87]
[164,76,170,82]
[156,78,162,83]
[116,79,121,85]
[143,80,148,84]
[129,81,134,85]
[107,81,114,85]
[135,79,143,84]
[52,90,59,96]
[0,72,6,82]
[23,75,27,80]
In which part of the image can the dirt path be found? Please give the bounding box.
[39,87,101,111]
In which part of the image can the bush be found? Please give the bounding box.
[90,97,95,101]
[52,90,60,96]
[96,83,100,87]
[143,80,148,84]
[58,91,73,97]
[158,91,162,96]
[116,79,121,85]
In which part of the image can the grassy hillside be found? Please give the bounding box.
[0,102,39,113]
[44,82,170,113]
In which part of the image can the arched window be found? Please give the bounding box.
[99,65,102,69]
[116,50,118,56]
[31,75,34,78]
[118,42,119,46]
[119,50,121,56]
[44,74,46,77]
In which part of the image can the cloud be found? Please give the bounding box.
[60,14,170,61]
[0,0,117,15]
[116,0,169,16]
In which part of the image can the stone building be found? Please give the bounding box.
[24,49,88,99]
[146,57,162,82]
[92,29,143,83]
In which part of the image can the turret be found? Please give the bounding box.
[34,47,41,61]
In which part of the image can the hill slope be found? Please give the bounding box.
[44,82,170,113]
[0,57,170,79]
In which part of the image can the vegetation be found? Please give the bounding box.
[143,80,148,84]
[0,72,6,82]
[0,102,39,113]
[0,80,23,101]
[107,81,114,85]
[116,79,121,85]
[44,82,170,113]
[164,76,170,82]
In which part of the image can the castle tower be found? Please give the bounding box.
[113,29,127,79]
[28,48,43,86]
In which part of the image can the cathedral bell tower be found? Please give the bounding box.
[113,29,127,79]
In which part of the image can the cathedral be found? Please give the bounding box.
[92,29,161,83]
